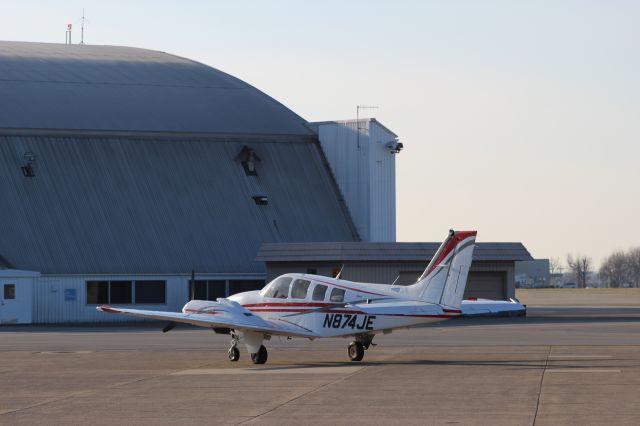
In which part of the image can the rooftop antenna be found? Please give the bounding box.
[65,23,72,44]
[356,105,378,148]
[80,9,86,44]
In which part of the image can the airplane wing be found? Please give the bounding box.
[97,301,317,338]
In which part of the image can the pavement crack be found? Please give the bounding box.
[532,345,551,426]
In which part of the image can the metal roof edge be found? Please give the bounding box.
[0,128,318,142]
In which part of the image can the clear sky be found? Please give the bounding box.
[2,0,639,267]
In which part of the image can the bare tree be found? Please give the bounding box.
[599,251,628,288]
[549,257,562,274]
[548,257,563,287]
[628,247,640,288]
[567,254,592,288]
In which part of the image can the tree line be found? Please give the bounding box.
[599,247,640,288]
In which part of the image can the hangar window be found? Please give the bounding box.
[264,276,292,299]
[312,284,327,301]
[135,281,166,304]
[229,280,265,296]
[86,280,166,305]
[4,284,16,300]
[291,279,311,299]
[330,287,345,303]
[109,281,132,304]
[189,280,226,301]
[87,281,109,304]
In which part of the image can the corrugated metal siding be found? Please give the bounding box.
[257,242,533,262]
[368,121,397,241]
[314,119,397,242]
[0,41,312,136]
[0,135,356,274]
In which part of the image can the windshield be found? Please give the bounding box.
[263,276,293,299]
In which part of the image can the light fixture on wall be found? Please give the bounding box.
[21,152,36,178]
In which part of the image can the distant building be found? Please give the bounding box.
[515,260,550,288]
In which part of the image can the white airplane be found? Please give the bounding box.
[98,230,478,364]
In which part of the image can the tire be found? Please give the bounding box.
[348,341,364,362]
[228,347,240,362]
[250,345,268,365]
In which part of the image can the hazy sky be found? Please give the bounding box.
[2,1,639,267]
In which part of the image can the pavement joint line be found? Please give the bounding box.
[231,347,407,426]
[532,345,551,426]
[548,355,612,359]
[546,369,621,373]
[0,357,216,418]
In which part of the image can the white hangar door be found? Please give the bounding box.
[464,271,506,300]
[0,278,33,324]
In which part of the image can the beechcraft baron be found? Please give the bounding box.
[99,230,489,364]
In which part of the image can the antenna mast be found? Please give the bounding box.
[80,9,86,44]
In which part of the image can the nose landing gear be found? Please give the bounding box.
[228,334,240,362]
[348,334,374,362]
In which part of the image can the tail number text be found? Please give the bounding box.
[323,314,375,330]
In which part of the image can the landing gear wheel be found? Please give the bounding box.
[228,346,240,362]
[250,345,268,365]
[348,341,365,362]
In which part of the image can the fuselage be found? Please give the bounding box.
[186,273,461,338]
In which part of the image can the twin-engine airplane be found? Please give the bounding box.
[98,230,477,364]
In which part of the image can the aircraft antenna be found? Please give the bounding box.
[335,264,345,280]
[190,269,196,301]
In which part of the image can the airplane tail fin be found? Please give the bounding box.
[407,230,477,310]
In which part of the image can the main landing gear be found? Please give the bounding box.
[250,345,268,365]
[348,334,374,362]
[227,333,268,364]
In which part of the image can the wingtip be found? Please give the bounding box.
[96,304,118,313]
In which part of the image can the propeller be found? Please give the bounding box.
[162,321,177,333]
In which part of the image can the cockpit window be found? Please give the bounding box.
[291,279,311,299]
[329,287,345,302]
[312,284,328,301]
[264,276,292,299]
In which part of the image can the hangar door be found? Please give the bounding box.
[464,271,506,300]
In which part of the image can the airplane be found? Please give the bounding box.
[98,229,479,364]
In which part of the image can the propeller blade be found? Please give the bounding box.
[162,321,177,333]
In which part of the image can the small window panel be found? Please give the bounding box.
[110,281,132,304]
[87,281,109,304]
[291,279,311,299]
[330,287,345,303]
[3,284,15,300]
[135,281,166,304]
[312,284,328,301]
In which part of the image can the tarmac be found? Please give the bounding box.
[1,307,640,425]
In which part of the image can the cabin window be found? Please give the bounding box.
[329,287,345,302]
[291,279,311,299]
[312,284,327,301]
[264,276,292,299]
